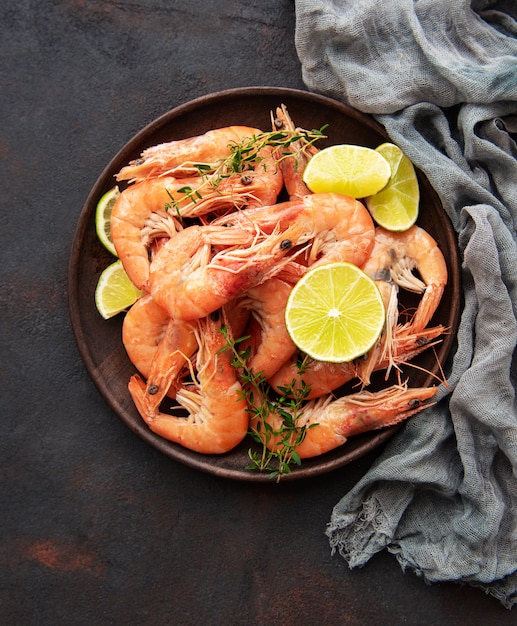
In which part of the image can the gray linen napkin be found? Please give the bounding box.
[294,0,517,609]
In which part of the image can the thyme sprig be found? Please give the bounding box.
[217,125,328,182]
[218,325,315,482]
[164,125,327,218]
[164,185,202,222]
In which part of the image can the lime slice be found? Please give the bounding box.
[95,260,144,319]
[302,144,391,198]
[285,262,385,363]
[365,143,419,231]
[95,186,120,256]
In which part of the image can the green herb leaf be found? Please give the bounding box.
[218,324,313,482]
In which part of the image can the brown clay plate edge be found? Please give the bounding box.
[67,86,461,482]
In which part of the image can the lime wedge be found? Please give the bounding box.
[95,260,144,319]
[302,144,391,198]
[95,186,120,256]
[365,143,419,231]
[285,262,385,363]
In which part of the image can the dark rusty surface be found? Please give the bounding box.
[1,1,513,623]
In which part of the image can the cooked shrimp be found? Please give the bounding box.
[128,310,249,454]
[122,295,198,400]
[111,177,183,290]
[362,226,448,333]
[359,235,406,384]
[255,383,437,459]
[145,318,198,407]
[112,158,284,291]
[149,223,303,321]
[268,324,446,399]
[122,294,169,380]
[239,277,297,379]
[354,322,447,386]
[116,126,265,182]
[271,104,318,199]
[212,192,376,271]
[296,193,375,267]
[268,356,357,400]
[149,193,374,321]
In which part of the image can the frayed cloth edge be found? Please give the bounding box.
[327,497,517,610]
[326,495,392,568]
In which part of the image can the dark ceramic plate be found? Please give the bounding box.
[68,87,461,482]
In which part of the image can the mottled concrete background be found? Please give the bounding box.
[1,1,513,623]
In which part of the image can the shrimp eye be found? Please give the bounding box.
[148,385,159,395]
[241,175,253,185]
[280,239,293,250]
[408,398,421,408]
[416,336,429,346]
[210,309,221,322]
[274,117,284,129]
